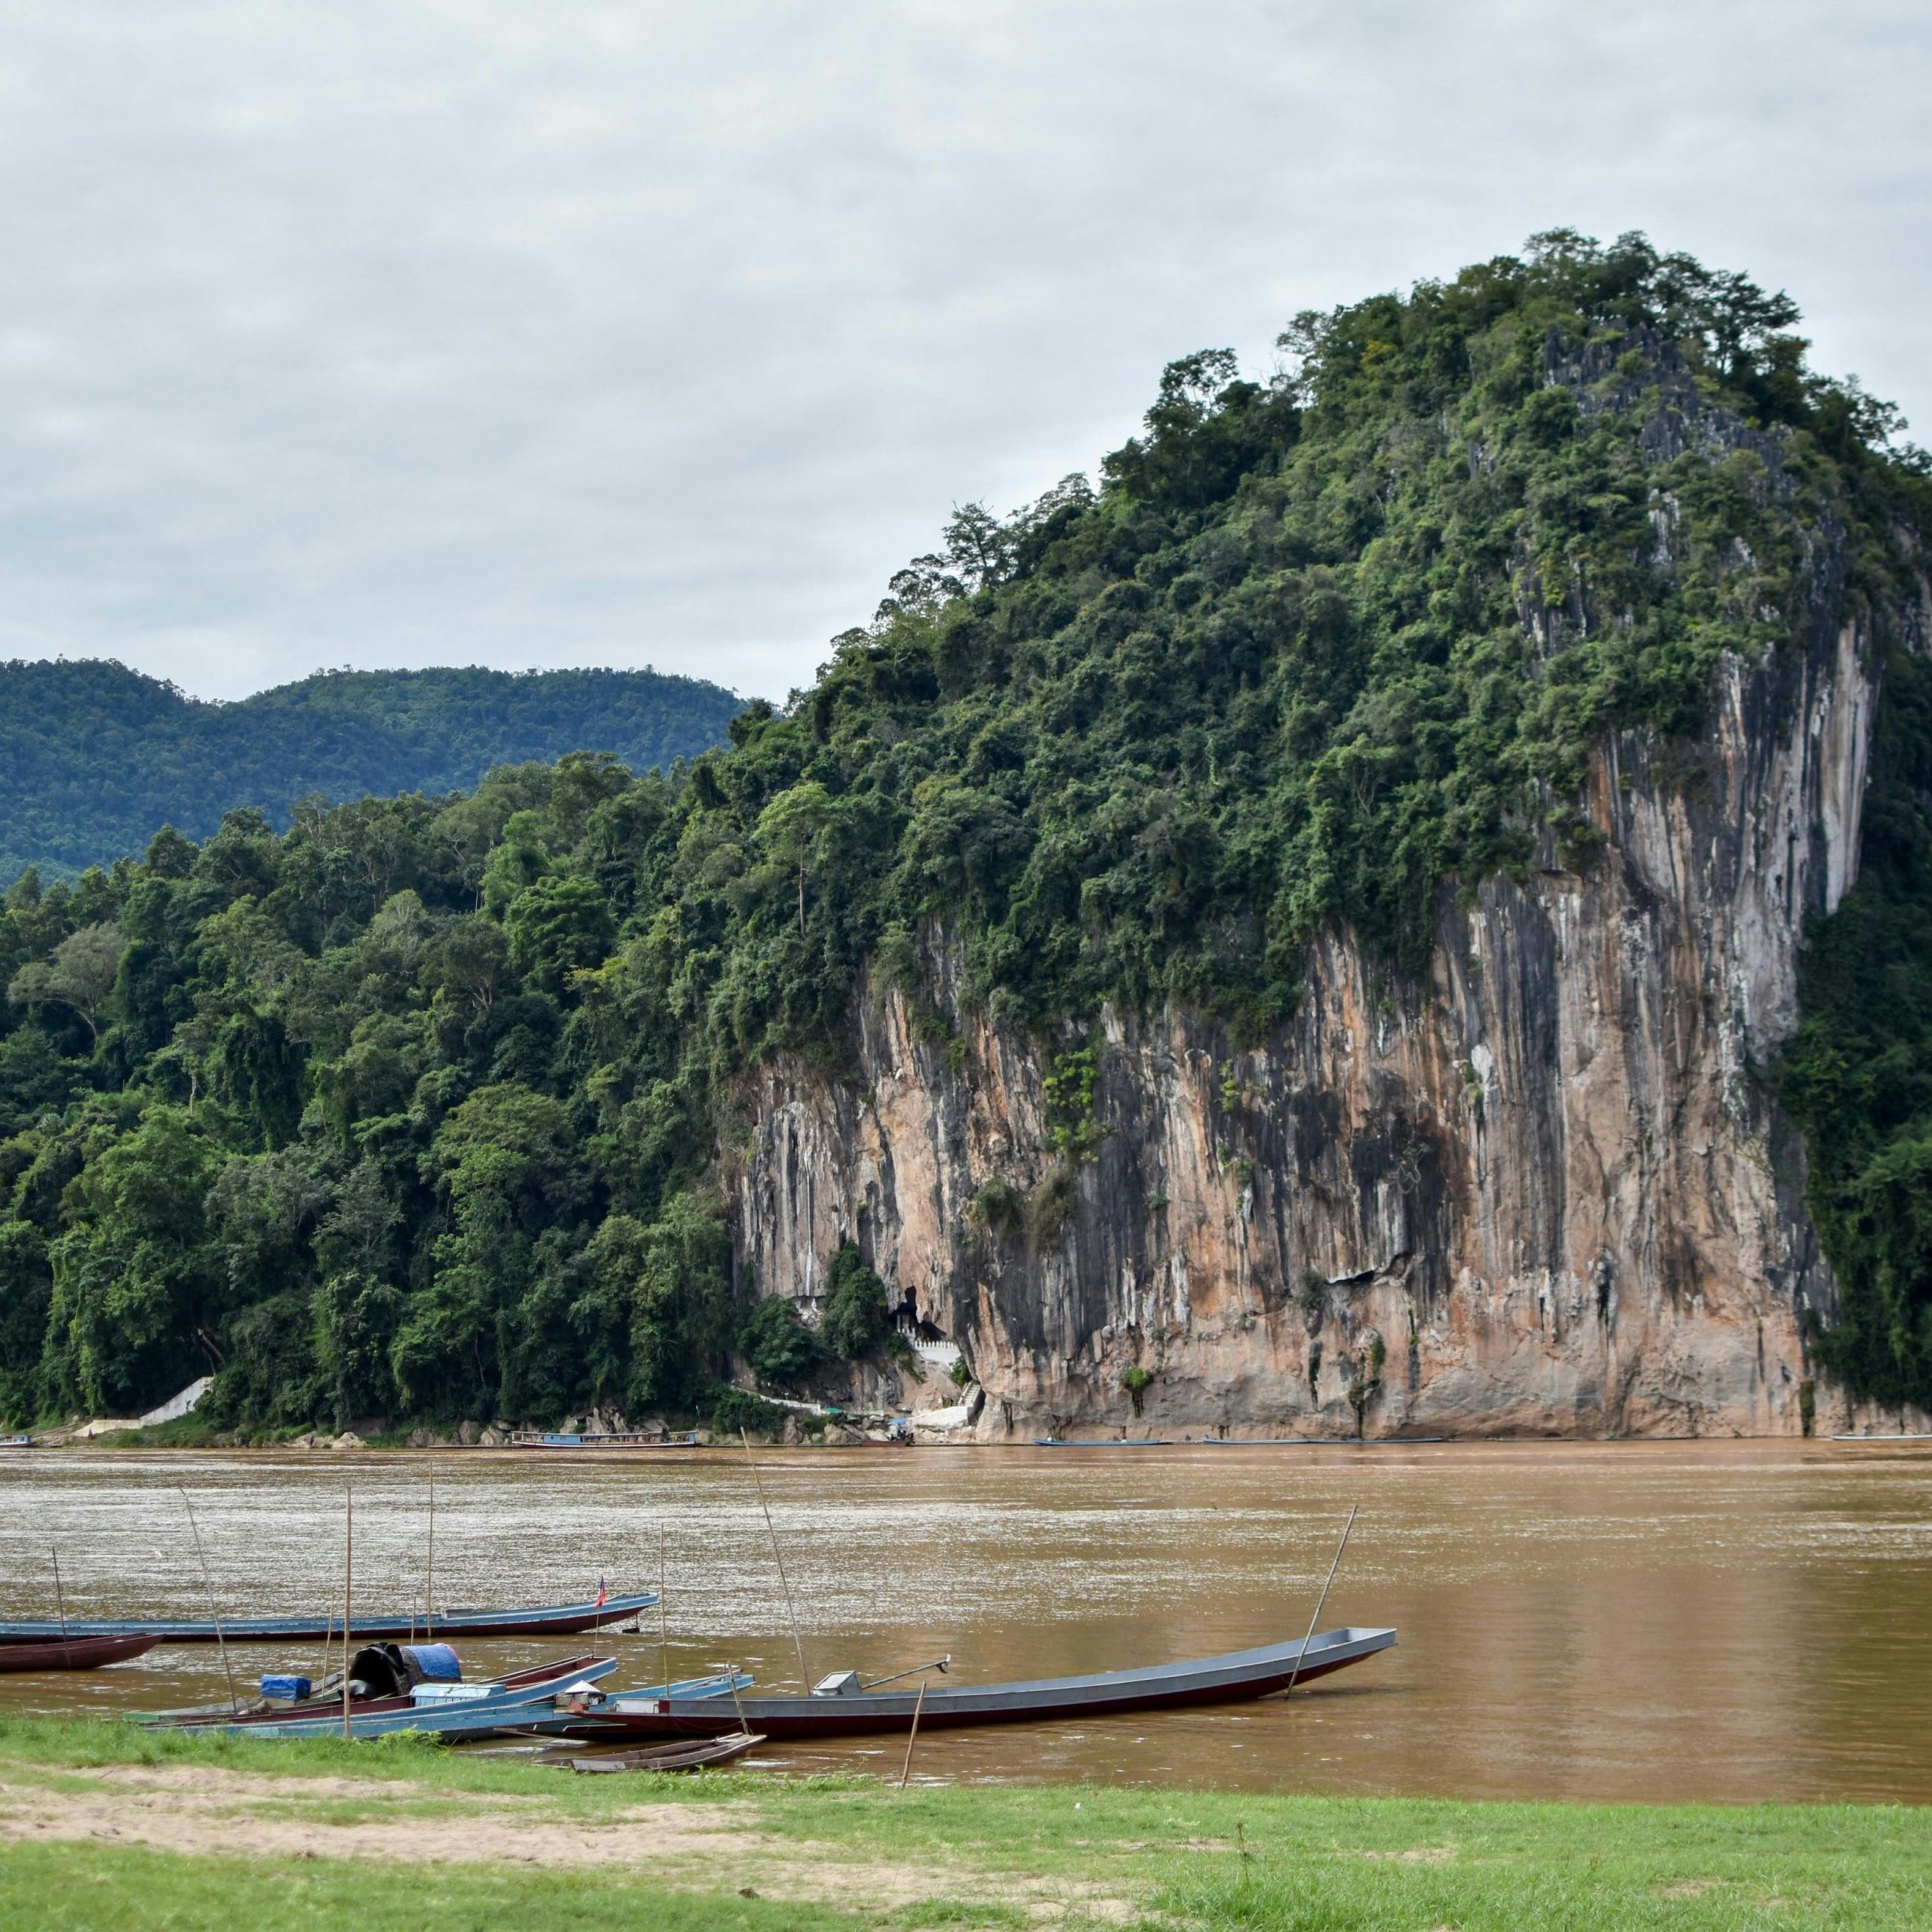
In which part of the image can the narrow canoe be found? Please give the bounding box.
[568,1730,765,1774]
[0,1633,160,1672]
[510,1432,701,1450]
[0,1592,657,1644]
[1032,1438,1171,1447]
[537,1625,1396,1743]
[1200,1437,1447,1447]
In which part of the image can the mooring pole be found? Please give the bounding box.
[180,1491,239,1718]
[1284,1504,1358,1698]
[739,1428,811,1690]
[899,1681,929,1789]
[341,1487,354,1740]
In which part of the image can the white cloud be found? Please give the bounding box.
[0,0,1924,700]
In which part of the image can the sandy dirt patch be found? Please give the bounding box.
[0,1761,1142,1919]
[0,1764,760,1869]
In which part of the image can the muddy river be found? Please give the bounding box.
[3,1439,1928,1801]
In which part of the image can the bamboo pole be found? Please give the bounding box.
[49,1549,66,1641]
[424,1466,435,1641]
[341,1487,354,1741]
[1283,1505,1358,1699]
[738,1428,810,1690]
[898,1681,928,1789]
[657,1524,670,1696]
[179,1491,239,1717]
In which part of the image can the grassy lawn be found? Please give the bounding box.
[0,1718,1926,1930]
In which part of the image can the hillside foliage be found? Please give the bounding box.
[0,662,744,882]
[2,230,1929,1432]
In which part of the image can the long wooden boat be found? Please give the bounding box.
[535,1625,1396,1743]
[151,1656,622,1740]
[1032,1438,1171,1447]
[1201,1437,1447,1447]
[567,1730,765,1774]
[149,1653,614,1730]
[510,1432,701,1451]
[0,1590,657,1644]
[0,1632,160,1672]
[153,1661,751,1743]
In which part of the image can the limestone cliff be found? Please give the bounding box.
[730,546,1932,1438]
[728,338,1932,1441]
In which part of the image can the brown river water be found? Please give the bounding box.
[3,1439,1929,1803]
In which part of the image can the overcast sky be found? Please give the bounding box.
[0,1,1925,703]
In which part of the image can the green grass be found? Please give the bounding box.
[0,1844,859,1932]
[0,1720,1927,1928]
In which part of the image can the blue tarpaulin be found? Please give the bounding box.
[402,1643,460,1681]
[260,1675,311,1701]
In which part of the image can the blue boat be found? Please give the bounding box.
[151,1652,753,1742]
[0,1591,658,1645]
[236,1667,754,1742]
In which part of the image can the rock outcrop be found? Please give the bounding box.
[732,412,1917,1440]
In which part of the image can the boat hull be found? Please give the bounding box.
[0,1592,657,1644]
[540,1626,1395,1743]
[0,1633,160,1672]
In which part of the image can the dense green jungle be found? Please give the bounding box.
[0,661,743,883]
[2,230,1930,1435]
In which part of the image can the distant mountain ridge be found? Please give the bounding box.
[0,660,745,880]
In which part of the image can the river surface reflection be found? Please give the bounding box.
[3,1439,1928,1802]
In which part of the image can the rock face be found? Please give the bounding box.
[732,463,1911,1441]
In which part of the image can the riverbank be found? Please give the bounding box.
[0,1718,1927,1929]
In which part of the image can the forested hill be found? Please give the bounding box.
[0,662,744,881]
[2,232,1930,1437]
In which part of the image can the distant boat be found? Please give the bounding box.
[1033,1438,1171,1447]
[0,1632,159,1672]
[510,1432,701,1451]
[0,1589,657,1644]
[1831,1432,1932,1442]
[536,1626,1397,1743]
[0,1435,31,1450]
[1201,1436,1447,1447]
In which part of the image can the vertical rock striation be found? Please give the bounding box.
[737,608,1898,1437]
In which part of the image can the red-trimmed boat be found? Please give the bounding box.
[0,1633,161,1672]
[0,1590,656,1644]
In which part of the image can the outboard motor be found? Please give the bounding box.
[346,1642,411,1700]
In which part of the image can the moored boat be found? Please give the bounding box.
[565,1730,765,1774]
[535,1625,1396,1743]
[0,1589,657,1644]
[509,1432,701,1450]
[0,1632,160,1672]
[150,1653,753,1742]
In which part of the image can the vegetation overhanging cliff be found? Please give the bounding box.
[2,229,1928,1433]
